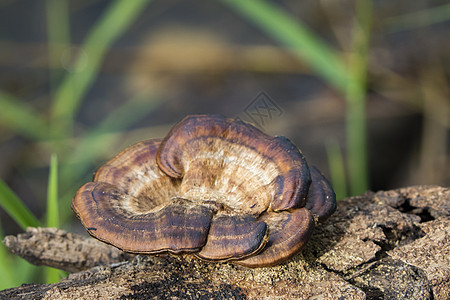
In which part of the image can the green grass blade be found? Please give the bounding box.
[0,180,40,230]
[45,155,63,284]
[46,154,59,228]
[326,140,347,200]
[51,0,152,137]
[223,0,349,92]
[0,91,49,140]
[45,266,61,284]
[15,258,39,286]
[346,0,372,195]
[46,0,71,93]
[384,3,450,32]
[0,224,16,290]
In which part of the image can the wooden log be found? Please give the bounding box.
[1,186,449,299]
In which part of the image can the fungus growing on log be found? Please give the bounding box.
[72,114,336,267]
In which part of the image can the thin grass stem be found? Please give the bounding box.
[326,140,347,200]
[50,0,151,139]
[46,154,59,228]
[346,0,372,195]
[0,180,40,230]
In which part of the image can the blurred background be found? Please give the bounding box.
[0,0,449,289]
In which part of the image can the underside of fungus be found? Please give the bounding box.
[72,114,336,267]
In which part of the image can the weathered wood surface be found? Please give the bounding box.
[1,186,449,299]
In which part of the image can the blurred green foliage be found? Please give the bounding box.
[0,0,153,290]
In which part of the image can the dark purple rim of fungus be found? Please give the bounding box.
[72,114,337,267]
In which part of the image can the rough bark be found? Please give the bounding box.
[1,186,449,299]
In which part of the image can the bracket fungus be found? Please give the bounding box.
[72,114,336,267]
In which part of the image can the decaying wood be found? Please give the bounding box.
[3,227,134,273]
[1,186,449,299]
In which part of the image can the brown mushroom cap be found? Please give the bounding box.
[234,208,314,267]
[73,183,216,254]
[72,114,337,267]
[157,114,311,212]
[92,139,178,211]
[72,135,270,257]
[195,213,269,261]
[304,166,337,223]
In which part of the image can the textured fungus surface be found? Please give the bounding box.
[72,114,337,267]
